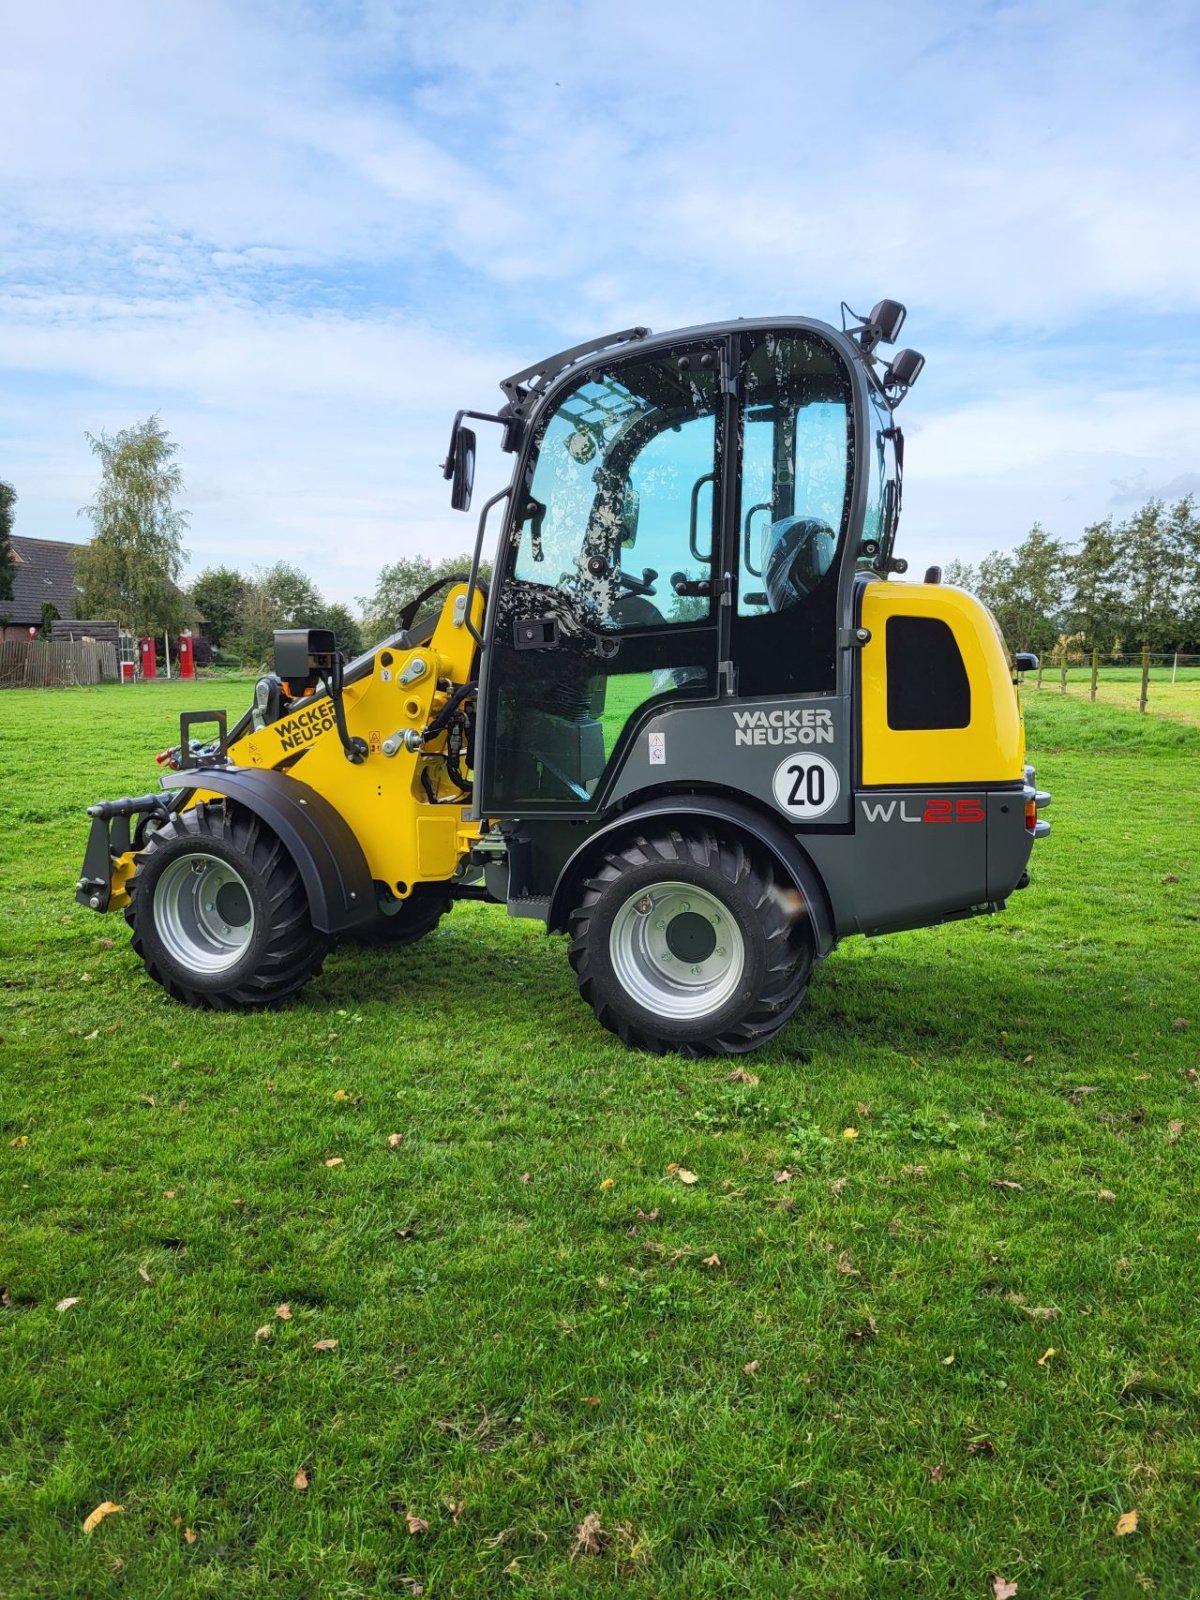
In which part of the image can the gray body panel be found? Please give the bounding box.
[603,692,853,827]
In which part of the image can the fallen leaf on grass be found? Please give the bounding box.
[1168,1121,1184,1144]
[725,1068,759,1085]
[743,1360,759,1374]
[942,1353,955,1365]
[990,1179,1023,1191]
[599,1178,614,1190]
[183,1527,198,1545]
[901,1164,928,1178]
[275,1303,292,1321]
[992,1578,1018,1599]
[520,1172,531,1182]
[773,1170,792,1184]
[1172,1017,1189,1030]
[332,1089,350,1101]
[1115,1509,1139,1536]
[846,1316,878,1343]
[1162,873,1179,884]
[836,1251,859,1276]
[398,1581,424,1595]
[829,1176,848,1195]
[293,1469,309,1491]
[0,1286,10,1308]
[675,1169,699,1185]
[312,1338,338,1351]
[137,1267,152,1284]
[55,1297,80,1312]
[254,1325,272,1342]
[388,1133,404,1149]
[842,1127,859,1140]
[930,1464,944,1482]
[405,1512,429,1535]
[571,1511,608,1559]
[444,1499,465,1523]
[1037,1347,1056,1366]
[324,1157,345,1168]
[1097,1189,1117,1202]
[96,936,115,950]
[635,1209,660,1223]
[701,1253,721,1268]
[964,1437,995,1457]
[580,1395,601,1406]
[163,1190,177,1199]
[6,1135,28,1149]
[82,1502,123,1534]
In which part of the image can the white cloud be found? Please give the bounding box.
[0,0,1197,603]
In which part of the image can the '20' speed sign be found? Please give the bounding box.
[771,752,840,820]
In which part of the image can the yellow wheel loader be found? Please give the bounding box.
[77,301,1051,1055]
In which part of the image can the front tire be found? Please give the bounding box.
[126,802,327,1009]
[567,825,813,1056]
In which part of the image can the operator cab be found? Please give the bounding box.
[445,308,918,816]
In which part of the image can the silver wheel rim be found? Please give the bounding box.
[154,852,256,974]
[609,880,746,1020]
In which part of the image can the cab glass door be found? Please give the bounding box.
[733,332,854,697]
[481,343,726,813]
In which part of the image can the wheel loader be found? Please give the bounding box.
[76,300,1051,1056]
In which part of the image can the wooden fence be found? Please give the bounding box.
[0,638,120,689]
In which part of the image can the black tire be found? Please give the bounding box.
[354,890,453,947]
[567,824,813,1057]
[126,801,328,1010]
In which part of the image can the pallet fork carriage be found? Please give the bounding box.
[77,299,1051,1055]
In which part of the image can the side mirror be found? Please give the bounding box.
[1013,652,1039,674]
[449,425,476,512]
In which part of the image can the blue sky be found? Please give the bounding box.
[2,0,1198,606]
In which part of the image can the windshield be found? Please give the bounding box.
[513,353,723,625]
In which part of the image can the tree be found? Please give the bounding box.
[359,553,485,645]
[74,415,190,634]
[1113,498,1193,651]
[973,524,1066,654]
[190,567,247,649]
[235,561,328,665]
[1067,518,1123,654]
[0,478,15,605]
[940,559,977,591]
[316,601,364,660]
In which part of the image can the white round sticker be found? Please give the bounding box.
[771,752,840,820]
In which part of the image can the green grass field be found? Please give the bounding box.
[1,681,1198,1598]
[1033,667,1200,728]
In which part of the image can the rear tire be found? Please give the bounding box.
[126,802,327,1010]
[567,824,813,1056]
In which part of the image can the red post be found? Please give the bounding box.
[178,633,195,680]
[139,636,157,679]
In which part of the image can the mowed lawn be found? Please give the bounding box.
[1,681,1198,1599]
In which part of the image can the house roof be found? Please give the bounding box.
[1,534,196,629]
[1,535,86,625]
